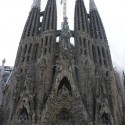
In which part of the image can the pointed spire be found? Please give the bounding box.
[21,0,41,38]
[90,0,97,11]
[74,0,89,32]
[41,0,57,32]
[31,0,41,9]
[89,0,107,41]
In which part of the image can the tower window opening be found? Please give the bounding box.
[92,45,97,63]
[22,57,25,63]
[84,50,87,56]
[19,106,28,121]
[40,16,43,23]
[33,43,39,61]
[97,46,101,57]
[102,47,105,57]
[79,37,82,46]
[70,37,75,47]
[88,40,91,58]
[50,36,52,45]
[24,44,27,54]
[45,37,48,45]
[56,37,59,43]
[104,60,107,67]
[83,38,86,48]
[44,48,47,55]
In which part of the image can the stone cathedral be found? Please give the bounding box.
[0,0,124,125]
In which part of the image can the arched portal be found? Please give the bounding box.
[57,77,72,96]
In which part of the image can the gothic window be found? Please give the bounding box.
[22,57,25,63]
[101,113,111,125]
[56,37,59,43]
[102,47,107,67]
[43,93,47,105]
[35,44,39,60]
[57,77,72,96]
[79,37,82,46]
[88,40,91,58]
[102,47,105,57]
[70,37,75,46]
[92,45,97,63]
[50,36,52,45]
[45,37,48,45]
[83,38,86,48]
[44,48,47,55]
[84,50,87,56]
[97,46,101,57]
[19,106,28,121]
[24,44,27,54]
[32,43,38,61]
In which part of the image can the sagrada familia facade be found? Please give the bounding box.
[0,0,125,124]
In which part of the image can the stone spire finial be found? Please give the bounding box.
[31,0,41,9]
[90,0,97,11]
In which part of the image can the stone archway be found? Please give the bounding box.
[57,77,72,96]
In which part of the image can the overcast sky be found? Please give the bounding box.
[0,0,125,71]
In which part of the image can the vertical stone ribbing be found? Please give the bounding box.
[89,0,107,41]
[74,0,90,58]
[21,3,40,39]
[41,0,57,32]
[89,0,113,69]
[75,0,89,32]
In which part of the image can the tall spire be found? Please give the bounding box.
[89,0,107,41]
[41,0,57,32]
[21,0,41,38]
[90,0,97,11]
[31,0,41,9]
[74,0,89,32]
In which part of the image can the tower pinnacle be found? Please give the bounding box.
[31,0,41,9]
[90,0,97,11]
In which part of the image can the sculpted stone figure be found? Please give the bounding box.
[58,85,69,97]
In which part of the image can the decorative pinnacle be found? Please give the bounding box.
[89,0,97,11]
[61,18,71,38]
[31,0,41,9]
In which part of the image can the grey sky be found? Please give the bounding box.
[0,0,125,71]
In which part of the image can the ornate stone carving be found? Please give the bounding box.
[58,85,70,97]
